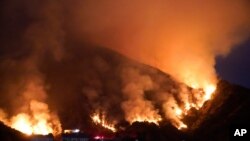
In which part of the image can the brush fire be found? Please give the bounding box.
[0,0,250,141]
[1,100,61,135]
[91,111,116,132]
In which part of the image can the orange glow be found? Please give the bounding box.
[178,122,188,130]
[92,114,102,124]
[184,103,191,111]
[204,84,216,101]
[130,116,162,125]
[175,108,183,118]
[175,83,216,130]
[196,84,217,108]
[11,114,33,135]
[11,113,53,135]
[5,100,62,136]
[174,107,188,130]
[91,112,116,132]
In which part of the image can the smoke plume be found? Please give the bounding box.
[0,0,250,132]
[0,0,63,135]
[121,67,161,124]
[66,0,250,92]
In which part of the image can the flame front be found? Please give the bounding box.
[11,114,33,135]
[204,84,216,101]
[130,115,162,125]
[178,122,188,130]
[174,108,187,130]
[1,100,61,136]
[11,113,53,135]
[91,112,116,132]
[171,83,216,130]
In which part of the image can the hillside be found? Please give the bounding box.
[1,45,250,141]
[0,122,29,141]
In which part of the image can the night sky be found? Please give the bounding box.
[216,39,250,89]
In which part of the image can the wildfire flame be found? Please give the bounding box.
[11,113,53,135]
[130,116,162,125]
[173,83,216,130]
[178,122,188,130]
[91,112,116,132]
[175,107,183,118]
[1,100,61,135]
[204,85,216,101]
[174,108,187,130]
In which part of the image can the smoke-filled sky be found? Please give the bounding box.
[63,0,250,90]
[0,0,250,132]
[0,0,249,89]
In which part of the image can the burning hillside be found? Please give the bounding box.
[91,111,116,132]
[1,78,250,141]
[0,0,250,140]
[1,43,217,135]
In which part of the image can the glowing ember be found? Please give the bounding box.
[91,112,116,132]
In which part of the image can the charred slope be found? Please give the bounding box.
[187,80,250,141]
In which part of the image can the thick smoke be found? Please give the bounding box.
[162,95,184,128]
[63,0,250,128]
[0,109,8,124]
[121,67,161,124]
[66,0,250,91]
[0,0,63,134]
[0,0,250,132]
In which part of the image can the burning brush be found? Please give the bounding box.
[91,111,117,132]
